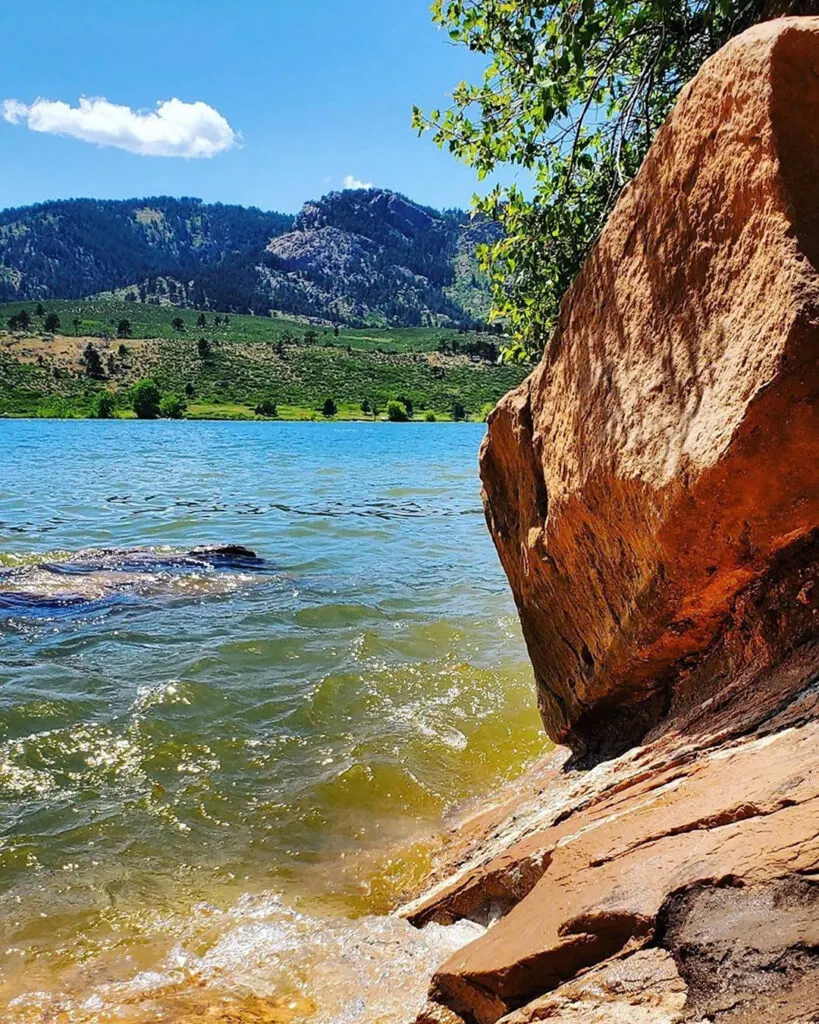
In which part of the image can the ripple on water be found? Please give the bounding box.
[0,421,546,1022]
[293,602,385,630]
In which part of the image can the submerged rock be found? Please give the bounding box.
[0,544,267,611]
[406,19,819,1024]
[187,544,262,564]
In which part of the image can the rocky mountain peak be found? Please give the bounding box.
[294,188,446,239]
[0,189,490,327]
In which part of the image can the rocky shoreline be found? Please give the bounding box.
[398,19,819,1024]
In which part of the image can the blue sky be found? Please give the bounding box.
[0,0,505,214]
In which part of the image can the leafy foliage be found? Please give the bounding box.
[159,393,187,419]
[254,398,279,418]
[395,394,414,418]
[387,399,410,422]
[93,393,116,419]
[131,379,161,419]
[414,0,773,359]
[7,309,31,331]
[81,343,104,379]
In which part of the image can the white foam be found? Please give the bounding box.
[11,892,484,1024]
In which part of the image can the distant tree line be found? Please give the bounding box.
[437,335,500,362]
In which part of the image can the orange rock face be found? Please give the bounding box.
[479,18,819,754]
[405,543,817,1022]
[403,19,819,1024]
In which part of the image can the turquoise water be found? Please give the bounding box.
[0,420,543,1023]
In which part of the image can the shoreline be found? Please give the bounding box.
[0,412,480,422]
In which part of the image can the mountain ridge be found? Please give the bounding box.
[0,189,496,328]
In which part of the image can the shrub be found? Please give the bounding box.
[160,394,187,419]
[255,398,278,418]
[197,337,212,360]
[480,402,495,421]
[94,393,116,419]
[132,379,161,419]
[8,309,31,332]
[387,399,409,422]
[82,343,105,379]
[452,401,467,421]
[35,397,77,418]
[424,410,437,422]
[322,397,338,417]
[395,394,414,417]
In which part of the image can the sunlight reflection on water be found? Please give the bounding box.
[0,421,544,1022]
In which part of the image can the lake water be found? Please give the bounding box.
[0,420,544,1023]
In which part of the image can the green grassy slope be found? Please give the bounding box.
[0,300,525,420]
[0,299,501,352]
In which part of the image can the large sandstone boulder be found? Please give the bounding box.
[402,19,819,1024]
[480,17,819,754]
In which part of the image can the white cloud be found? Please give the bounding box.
[343,174,373,190]
[3,100,28,124]
[2,96,238,158]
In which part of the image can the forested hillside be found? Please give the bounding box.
[0,197,291,302]
[0,190,496,327]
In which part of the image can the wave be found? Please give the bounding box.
[4,891,484,1024]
